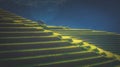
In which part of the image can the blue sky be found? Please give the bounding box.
[0,0,120,33]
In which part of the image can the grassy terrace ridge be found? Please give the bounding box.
[0,51,92,61]
[0,46,78,53]
[34,56,103,66]
[0,23,39,26]
[0,35,60,39]
[0,40,70,45]
[0,22,37,24]
[86,59,118,67]
[14,56,105,67]
[0,31,52,33]
[0,27,43,28]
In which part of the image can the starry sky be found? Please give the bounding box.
[0,0,120,33]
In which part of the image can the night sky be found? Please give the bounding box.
[0,0,120,33]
